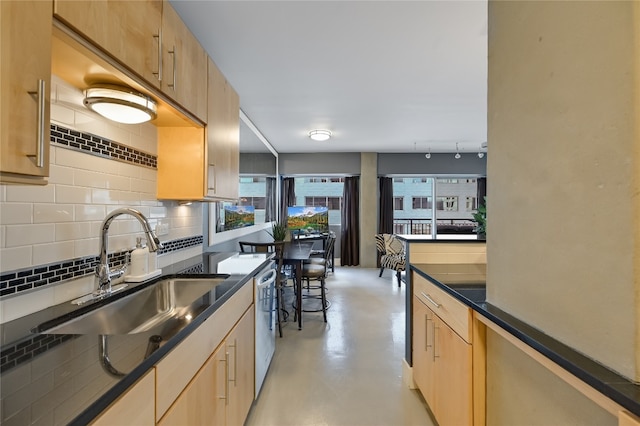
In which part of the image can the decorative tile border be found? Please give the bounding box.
[0,334,75,373]
[50,124,157,169]
[0,236,204,299]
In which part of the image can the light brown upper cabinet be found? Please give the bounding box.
[53,0,163,90]
[160,1,208,123]
[206,57,240,200]
[157,57,239,201]
[53,0,207,123]
[0,0,52,184]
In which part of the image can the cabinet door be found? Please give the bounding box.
[92,370,155,426]
[161,1,208,122]
[206,57,240,200]
[0,0,51,182]
[158,345,226,425]
[226,307,255,426]
[412,296,435,405]
[53,0,162,88]
[433,315,473,426]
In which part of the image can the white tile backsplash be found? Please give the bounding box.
[6,224,55,247]
[0,203,33,225]
[33,204,74,223]
[0,76,205,320]
[5,185,55,203]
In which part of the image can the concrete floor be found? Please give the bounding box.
[246,267,435,426]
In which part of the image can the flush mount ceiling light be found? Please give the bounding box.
[308,129,332,142]
[84,85,157,124]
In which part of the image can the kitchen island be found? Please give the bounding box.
[409,262,640,423]
[0,252,271,425]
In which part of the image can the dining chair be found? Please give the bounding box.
[238,240,288,336]
[307,231,336,273]
[298,236,334,323]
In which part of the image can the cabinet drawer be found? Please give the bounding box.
[413,272,472,343]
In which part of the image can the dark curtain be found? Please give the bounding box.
[265,177,277,222]
[378,176,394,267]
[340,176,360,266]
[477,177,487,207]
[280,177,295,225]
[379,177,394,234]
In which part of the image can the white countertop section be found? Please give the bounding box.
[217,253,271,274]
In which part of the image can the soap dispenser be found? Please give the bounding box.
[130,237,149,277]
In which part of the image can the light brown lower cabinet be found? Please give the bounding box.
[413,272,474,425]
[158,306,255,426]
[91,370,155,425]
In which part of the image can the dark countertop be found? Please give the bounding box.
[0,252,272,426]
[396,235,486,243]
[410,264,640,418]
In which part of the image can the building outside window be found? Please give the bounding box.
[394,197,404,210]
[391,176,479,237]
[294,177,344,226]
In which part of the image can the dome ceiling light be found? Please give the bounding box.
[308,129,332,142]
[84,85,158,124]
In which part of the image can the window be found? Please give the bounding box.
[217,175,270,231]
[239,196,266,210]
[436,196,458,211]
[394,197,404,210]
[294,176,345,226]
[307,177,345,184]
[304,196,342,210]
[393,177,404,183]
[465,197,477,211]
[412,178,429,183]
[437,178,459,184]
[412,197,432,209]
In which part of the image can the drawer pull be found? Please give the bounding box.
[425,314,431,351]
[421,292,441,309]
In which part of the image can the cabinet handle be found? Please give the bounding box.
[424,314,432,351]
[168,46,176,90]
[421,292,441,309]
[228,339,237,385]
[27,79,46,168]
[153,29,163,82]
[433,322,439,361]
[219,355,228,405]
[208,164,216,192]
[225,352,231,405]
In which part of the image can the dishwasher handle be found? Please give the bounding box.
[256,268,277,289]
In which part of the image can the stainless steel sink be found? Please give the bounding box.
[33,277,230,335]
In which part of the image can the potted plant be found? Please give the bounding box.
[472,197,487,240]
[267,222,288,242]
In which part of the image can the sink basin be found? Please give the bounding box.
[33,277,230,335]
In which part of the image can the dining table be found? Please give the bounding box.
[282,240,314,329]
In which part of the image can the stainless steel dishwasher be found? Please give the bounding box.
[254,262,277,398]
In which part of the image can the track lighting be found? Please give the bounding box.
[478,152,484,158]
[454,143,461,159]
[425,148,431,159]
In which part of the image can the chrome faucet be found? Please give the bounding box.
[96,208,163,295]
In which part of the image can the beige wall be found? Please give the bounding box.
[360,152,378,267]
[487,0,639,420]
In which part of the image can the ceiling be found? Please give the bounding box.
[170,1,488,155]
